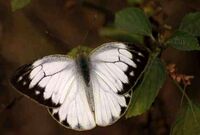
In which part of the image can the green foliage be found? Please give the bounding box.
[166,31,200,51]
[170,103,200,135]
[167,12,200,51]
[99,27,144,44]
[126,55,166,117]
[11,0,31,11]
[100,7,152,43]
[179,12,200,36]
[115,7,152,36]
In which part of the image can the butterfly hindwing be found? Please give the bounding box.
[11,55,76,107]
[91,74,132,126]
[48,75,96,131]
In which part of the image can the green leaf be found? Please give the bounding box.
[115,7,152,36]
[126,56,166,117]
[179,12,200,36]
[171,103,200,135]
[11,0,31,11]
[166,31,200,51]
[99,27,144,44]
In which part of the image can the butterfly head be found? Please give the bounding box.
[68,45,92,58]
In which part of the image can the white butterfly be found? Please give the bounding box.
[11,42,148,131]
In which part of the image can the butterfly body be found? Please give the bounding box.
[11,42,149,131]
[76,54,91,86]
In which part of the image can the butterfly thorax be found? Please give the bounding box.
[76,54,91,86]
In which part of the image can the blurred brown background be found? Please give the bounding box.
[0,0,200,135]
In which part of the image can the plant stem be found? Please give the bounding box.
[180,85,186,107]
[172,79,199,125]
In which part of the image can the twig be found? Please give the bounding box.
[172,78,199,125]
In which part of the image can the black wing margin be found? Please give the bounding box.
[11,64,61,107]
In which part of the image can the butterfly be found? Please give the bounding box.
[11,42,149,131]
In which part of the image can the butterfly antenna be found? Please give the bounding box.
[80,14,97,46]
[77,45,81,54]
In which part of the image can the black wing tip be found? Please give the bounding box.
[125,43,149,57]
[10,64,61,108]
[10,64,32,84]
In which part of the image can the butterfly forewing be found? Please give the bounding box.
[90,42,149,95]
[11,55,75,107]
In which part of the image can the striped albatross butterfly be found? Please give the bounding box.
[11,42,149,131]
